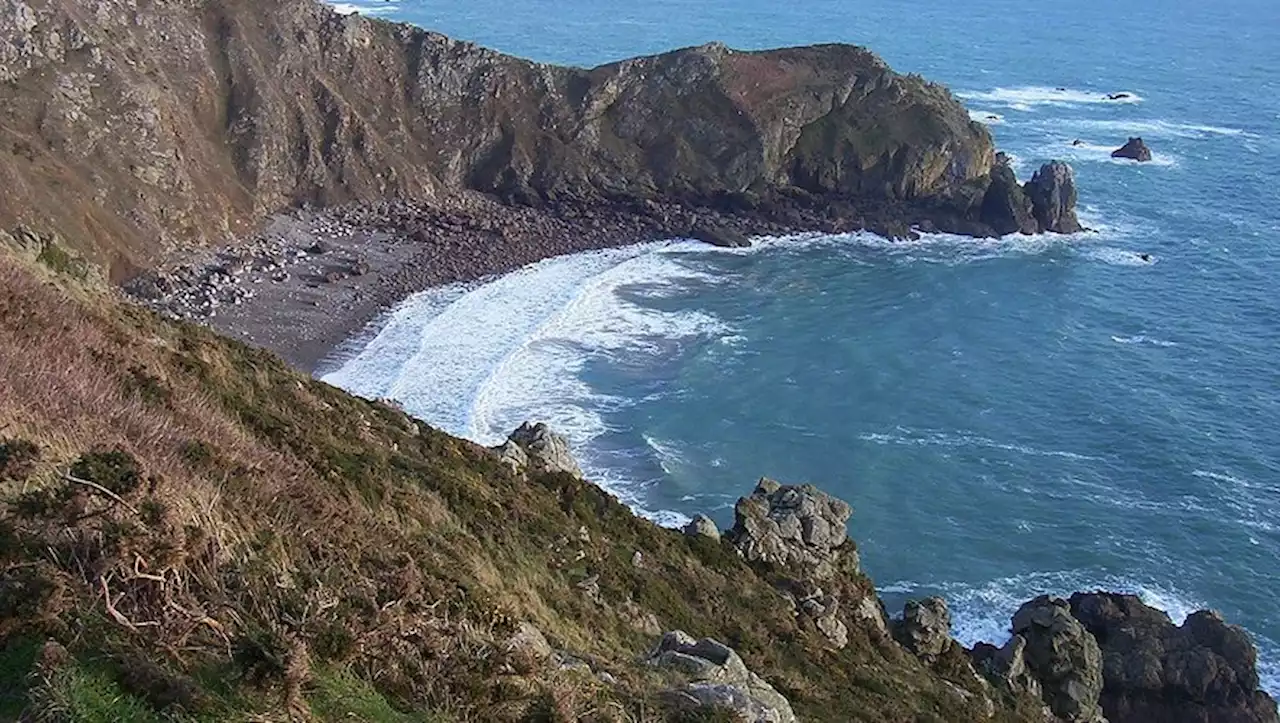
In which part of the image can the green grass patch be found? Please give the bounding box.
[308,666,450,722]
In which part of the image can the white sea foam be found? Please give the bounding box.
[1111,334,1177,347]
[1083,247,1156,267]
[858,428,1101,461]
[957,86,1144,109]
[324,240,731,526]
[1059,118,1259,140]
[1036,139,1179,168]
[880,571,1203,648]
[968,109,1005,125]
[643,434,688,476]
[325,0,401,15]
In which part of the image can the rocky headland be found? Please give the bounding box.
[1,0,1088,368]
[6,1,1268,721]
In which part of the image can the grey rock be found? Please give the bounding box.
[503,621,552,673]
[725,477,855,581]
[1112,137,1153,162]
[1012,595,1106,723]
[971,634,1043,701]
[683,514,721,541]
[492,422,582,478]
[1025,161,1084,233]
[895,597,955,661]
[648,630,797,723]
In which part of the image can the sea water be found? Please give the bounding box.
[322,0,1280,691]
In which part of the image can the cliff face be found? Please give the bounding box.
[0,0,1007,278]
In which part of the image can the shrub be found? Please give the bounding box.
[0,438,39,481]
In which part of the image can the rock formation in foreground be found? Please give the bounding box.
[492,421,583,478]
[1071,592,1279,723]
[1112,137,1154,162]
[968,592,1279,723]
[2,0,1076,279]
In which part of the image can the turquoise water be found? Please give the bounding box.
[325,0,1280,690]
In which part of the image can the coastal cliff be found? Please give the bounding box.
[1,246,1275,721]
[1,0,1070,280]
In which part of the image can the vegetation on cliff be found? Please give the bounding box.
[0,246,1047,720]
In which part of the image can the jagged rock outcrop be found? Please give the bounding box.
[895,597,957,662]
[683,514,721,541]
[980,157,1038,235]
[1069,592,1279,723]
[1012,596,1107,723]
[725,478,886,648]
[492,422,582,478]
[1112,138,1153,162]
[1025,161,1084,233]
[0,0,1071,279]
[972,634,1045,702]
[647,631,797,723]
[726,477,855,579]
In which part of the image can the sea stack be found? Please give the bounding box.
[1112,137,1154,162]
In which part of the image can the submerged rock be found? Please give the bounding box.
[1069,592,1279,723]
[648,631,797,723]
[1011,596,1106,723]
[1112,137,1153,162]
[492,422,582,478]
[1024,161,1083,234]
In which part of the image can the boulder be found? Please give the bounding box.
[689,220,751,248]
[683,514,721,541]
[979,159,1038,235]
[971,634,1043,701]
[895,597,955,662]
[725,478,855,581]
[648,631,797,723]
[726,479,870,649]
[1111,137,1153,162]
[492,422,582,478]
[1068,592,1279,723]
[1024,161,1084,233]
[502,621,553,673]
[1012,596,1106,723]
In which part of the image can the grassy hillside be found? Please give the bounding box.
[0,244,1039,721]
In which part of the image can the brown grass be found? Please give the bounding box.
[0,249,1045,722]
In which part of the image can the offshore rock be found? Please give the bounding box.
[1112,137,1154,162]
[1069,592,1279,723]
[1024,161,1084,233]
[1012,596,1106,723]
[648,631,797,723]
[493,422,582,478]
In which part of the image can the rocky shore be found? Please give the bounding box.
[125,154,1081,373]
[486,422,1280,723]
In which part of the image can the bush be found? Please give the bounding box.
[69,449,142,496]
[0,438,39,481]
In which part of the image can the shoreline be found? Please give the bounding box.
[126,191,929,374]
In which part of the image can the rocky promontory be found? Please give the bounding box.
[2,0,1076,283]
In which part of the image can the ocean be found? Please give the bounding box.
[322,0,1280,692]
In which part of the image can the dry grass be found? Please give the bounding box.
[0,249,1043,722]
